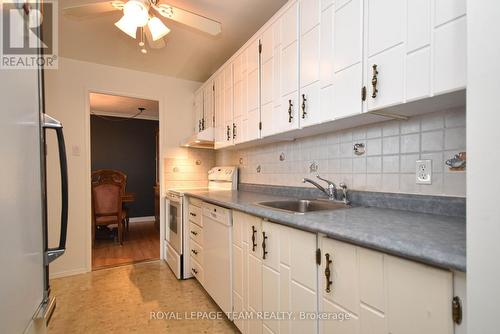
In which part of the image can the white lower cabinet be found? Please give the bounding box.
[232,211,318,334]
[319,236,456,334]
[232,216,463,334]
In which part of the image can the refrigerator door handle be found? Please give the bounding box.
[42,114,68,264]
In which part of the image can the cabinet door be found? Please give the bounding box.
[203,82,214,129]
[290,228,318,334]
[321,238,359,314]
[194,89,204,133]
[246,215,263,333]
[232,211,249,333]
[261,23,278,138]
[247,39,261,142]
[223,64,234,147]
[332,0,363,119]
[299,0,329,128]
[385,255,453,334]
[214,72,226,149]
[278,1,300,133]
[319,238,360,334]
[262,223,280,334]
[365,0,405,111]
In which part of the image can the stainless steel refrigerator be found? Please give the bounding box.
[0,2,68,333]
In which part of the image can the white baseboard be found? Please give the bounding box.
[50,267,88,279]
[129,216,156,223]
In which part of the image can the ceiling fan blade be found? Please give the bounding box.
[156,3,221,36]
[145,28,166,49]
[63,1,121,18]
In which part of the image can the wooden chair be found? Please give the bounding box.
[91,170,127,245]
[92,169,131,231]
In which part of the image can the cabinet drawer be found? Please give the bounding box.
[190,257,204,284]
[189,222,203,245]
[188,204,202,227]
[190,239,203,264]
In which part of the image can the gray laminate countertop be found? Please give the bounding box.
[185,190,466,272]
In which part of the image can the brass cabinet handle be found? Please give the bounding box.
[325,253,333,293]
[198,119,202,132]
[189,212,197,217]
[301,94,307,119]
[191,249,198,255]
[190,230,198,236]
[288,100,293,123]
[192,268,198,274]
[251,226,257,252]
[262,231,268,260]
[233,123,236,139]
[226,125,231,141]
[371,64,379,98]
[202,118,205,130]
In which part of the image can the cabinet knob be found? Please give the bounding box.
[371,64,379,98]
[190,230,198,236]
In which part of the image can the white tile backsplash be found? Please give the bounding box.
[217,107,466,197]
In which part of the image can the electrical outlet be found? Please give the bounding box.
[416,160,432,184]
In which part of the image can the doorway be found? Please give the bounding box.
[89,92,161,270]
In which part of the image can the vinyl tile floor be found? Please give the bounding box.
[48,261,238,333]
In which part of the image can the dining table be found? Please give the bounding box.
[122,192,135,231]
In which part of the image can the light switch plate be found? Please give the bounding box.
[416,160,432,184]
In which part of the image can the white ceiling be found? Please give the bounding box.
[60,0,288,82]
[90,93,160,119]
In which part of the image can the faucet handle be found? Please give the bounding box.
[316,174,336,187]
[339,182,347,190]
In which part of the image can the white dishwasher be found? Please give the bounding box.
[202,202,232,315]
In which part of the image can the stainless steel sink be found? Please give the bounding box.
[256,199,350,214]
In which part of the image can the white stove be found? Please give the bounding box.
[164,166,238,279]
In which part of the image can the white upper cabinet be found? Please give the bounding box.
[332,0,364,119]
[366,0,467,111]
[205,0,466,149]
[299,0,334,127]
[260,22,278,138]
[194,88,204,134]
[365,0,406,110]
[214,70,230,149]
[203,81,214,130]
[278,1,301,134]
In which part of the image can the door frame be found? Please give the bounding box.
[84,88,165,272]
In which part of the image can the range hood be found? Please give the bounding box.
[180,127,214,149]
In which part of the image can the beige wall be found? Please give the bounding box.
[44,57,201,277]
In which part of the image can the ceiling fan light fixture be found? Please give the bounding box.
[123,0,149,27]
[148,16,170,41]
[115,15,137,39]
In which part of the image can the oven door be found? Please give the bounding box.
[167,193,182,255]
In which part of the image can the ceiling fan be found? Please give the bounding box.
[63,0,222,53]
